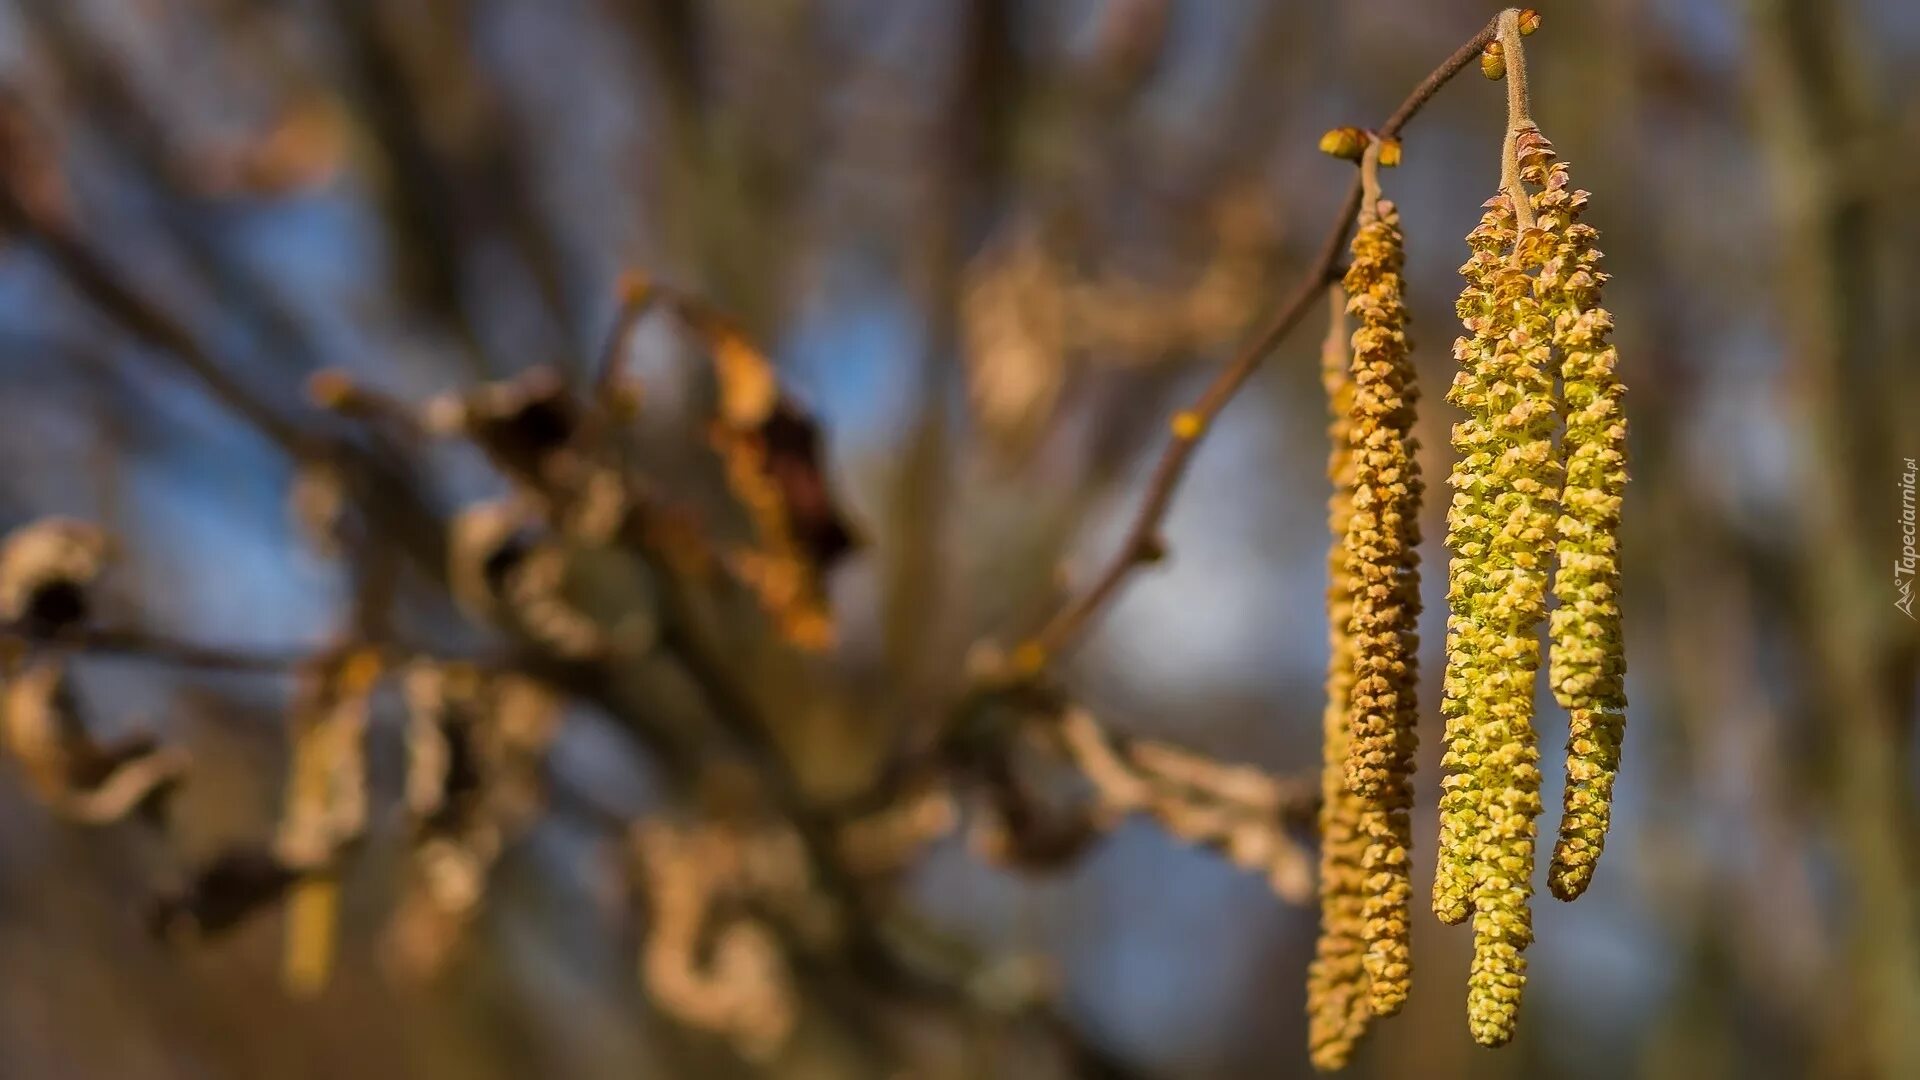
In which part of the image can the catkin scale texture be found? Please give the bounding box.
[1531,138,1629,903]
[1307,292,1373,1071]
[1339,198,1421,1019]
[1434,194,1520,930]
[1442,131,1562,1049]
[1310,13,1629,1060]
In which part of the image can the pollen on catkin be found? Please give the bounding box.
[1434,192,1519,930]
[1307,286,1373,1072]
[1339,180,1420,1019]
[1529,133,1628,903]
[1454,130,1562,1050]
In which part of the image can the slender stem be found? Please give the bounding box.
[1496,8,1539,236]
[590,272,661,398]
[1021,13,1502,663]
[0,93,314,460]
[1,205,318,458]
[1358,139,1386,225]
[27,627,314,672]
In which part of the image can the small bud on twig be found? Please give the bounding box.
[1318,127,1369,161]
[1480,40,1506,80]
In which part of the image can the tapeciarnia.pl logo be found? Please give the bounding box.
[1899,457,1917,620]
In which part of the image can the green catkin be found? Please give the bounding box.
[1340,186,1421,1018]
[1531,137,1629,903]
[1307,287,1373,1072]
[1460,130,1561,1049]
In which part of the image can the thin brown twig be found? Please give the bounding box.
[590,272,663,398]
[43,628,314,672]
[0,190,317,459]
[1020,13,1502,664]
[1495,8,1539,238]
[0,89,314,458]
[5,624,512,676]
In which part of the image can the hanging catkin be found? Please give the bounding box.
[1532,136,1629,903]
[1441,178,1555,1047]
[1311,8,1622,1060]
[1434,189,1519,929]
[1446,10,1558,1048]
[1307,285,1373,1072]
[1339,143,1420,1018]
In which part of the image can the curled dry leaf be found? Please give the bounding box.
[0,517,109,635]
[0,657,189,825]
[1054,707,1316,903]
[385,663,562,982]
[837,782,959,878]
[630,818,807,1062]
[689,315,856,651]
[505,543,613,659]
[424,367,585,492]
[449,499,657,661]
[448,499,540,622]
[309,365,628,545]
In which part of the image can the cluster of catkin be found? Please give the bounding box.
[1436,17,1627,1049]
[1309,8,1628,1062]
[1308,139,1423,1071]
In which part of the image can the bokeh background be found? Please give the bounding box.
[0,1,1917,1077]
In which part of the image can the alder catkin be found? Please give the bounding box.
[1529,134,1629,903]
[1307,287,1373,1072]
[1339,187,1421,1019]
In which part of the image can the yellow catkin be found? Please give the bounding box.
[1339,191,1420,1018]
[1307,287,1373,1072]
[1530,135,1629,903]
[1435,195,1519,928]
[1457,131,1561,1049]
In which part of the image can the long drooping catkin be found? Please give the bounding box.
[1429,11,1564,1048]
[1307,286,1372,1072]
[1309,9,1622,1057]
[1339,170,1420,1018]
[1531,137,1628,903]
[1462,130,1560,1050]
[1434,193,1518,928]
